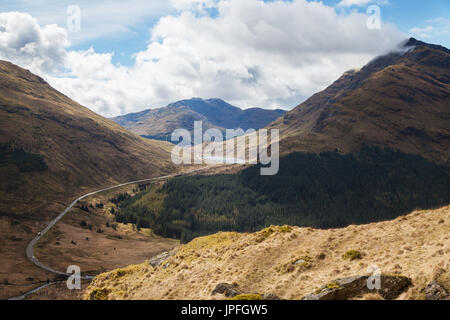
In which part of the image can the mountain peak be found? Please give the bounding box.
[270,37,450,164]
[112,98,286,139]
[401,37,450,54]
[403,37,421,47]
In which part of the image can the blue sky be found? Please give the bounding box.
[0,0,448,116]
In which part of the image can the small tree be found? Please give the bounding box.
[136,218,142,231]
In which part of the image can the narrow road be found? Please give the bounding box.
[9,164,217,300]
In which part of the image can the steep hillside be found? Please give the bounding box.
[83,205,450,300]
[112,98,285,141]
[269,38,450,164]
[0,60,175,217]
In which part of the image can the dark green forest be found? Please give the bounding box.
[113,147,450,243]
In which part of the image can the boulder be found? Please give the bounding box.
[212,283,241,297]
[424,280,449,300]
[262,293,282,300]
[302,275,412,300]
[211,283,281,300]
[149,250,177,268]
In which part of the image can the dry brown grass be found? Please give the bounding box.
[84,205,450,300]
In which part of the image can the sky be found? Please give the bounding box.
[0,0,449,117]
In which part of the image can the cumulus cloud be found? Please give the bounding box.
[0,12,69,74]
[0,0,405,117]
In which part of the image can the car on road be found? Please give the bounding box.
[37,232,41,236]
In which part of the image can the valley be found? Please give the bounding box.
[0,37,449,301]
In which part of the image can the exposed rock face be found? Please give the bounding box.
[211,283,241,298]
[423,267,450,300]
[302,275,412,300]
[211,283,281,300]
[149,250,177,268]
[262,293,282,300]
[424,280,449,300]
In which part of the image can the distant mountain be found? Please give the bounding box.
[0,60,175,216]
[112,98,286,141]
[268,38,450,164]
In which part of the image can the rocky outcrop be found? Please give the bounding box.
[211,283,281,300]
[149,250,177,268]
[302,275,412,300]
[211,283,241,298]
[424,280,449,300]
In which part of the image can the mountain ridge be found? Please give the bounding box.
[0,59,175,216]
[269,38,450,164]
[112,98,286,141]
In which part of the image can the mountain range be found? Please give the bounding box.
[112,98,286,141]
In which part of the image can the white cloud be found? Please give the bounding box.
[409,26,433,39]
[0,12,69,73]
[0,0,174,44]
[409,18,450,41]
[0,0,405,117]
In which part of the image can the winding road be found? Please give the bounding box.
[8,164,217,300]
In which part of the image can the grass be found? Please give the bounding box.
[255,226,292,243]
[82,205,450,300]
[342,250,362,261]
[327,282,340,290]
[90,288,111,300]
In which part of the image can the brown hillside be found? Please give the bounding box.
[83,205,450,300]
[0,60,175,217]
[269,38,450,164]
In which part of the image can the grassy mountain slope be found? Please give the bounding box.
[112,98,285,140]
[0,60,175,216]
[269,38,450,164]
[83,205,450,300]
